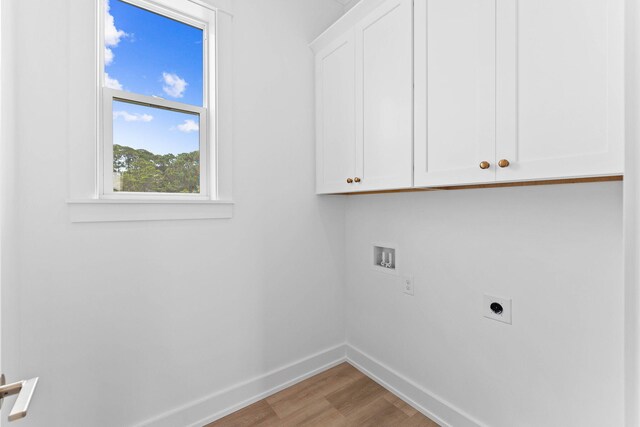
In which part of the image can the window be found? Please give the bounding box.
[100,0,214,199]
[68,0,231,221]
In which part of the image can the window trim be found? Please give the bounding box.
[102,88,210,199]
[66,0,233,222]
[98,0,216,201]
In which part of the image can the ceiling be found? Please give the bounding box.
[332,0,360,9]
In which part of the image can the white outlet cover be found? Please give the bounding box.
[483,294,512,324]
[402,275,414,296]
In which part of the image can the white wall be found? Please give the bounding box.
[625,0,640,424]
[1,1,627,426]
[1,0,346,426]
[345,182,625,427]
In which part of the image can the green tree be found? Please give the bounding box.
[113,144,200,193]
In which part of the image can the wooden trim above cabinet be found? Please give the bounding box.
[335,175,623,196]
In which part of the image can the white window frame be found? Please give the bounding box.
[98,0,216,201]
[66,0,232,222]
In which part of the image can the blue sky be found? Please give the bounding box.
[105,0,203,155]
[112,100,200,155]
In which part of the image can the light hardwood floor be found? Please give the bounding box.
[206,363,439,427]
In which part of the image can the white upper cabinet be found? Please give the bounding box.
[495,0,624,182]
[313,0,413,194]
[414,0,497,187]
[355,0,413,191]
[315,0,624,194]
[315,32,356,194]
[414,0,624,187]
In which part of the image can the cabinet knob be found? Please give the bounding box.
[498,159,510,168]
[479,161,490,170]
[346,178,353,184]
[354,177,361,183]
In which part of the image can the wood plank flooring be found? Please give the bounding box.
[206,363,439,427]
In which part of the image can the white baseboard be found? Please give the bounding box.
[346,345,487,427]
[134,344,347,427]
[134,343,485,427]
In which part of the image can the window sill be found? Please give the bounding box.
[67,199,234,223]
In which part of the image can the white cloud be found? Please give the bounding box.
[113,111,154,122]
[177,119,199,133]
[105,73,123,90]
[162,72,188,98]
[104,0,127,65]
[105,48,114,66]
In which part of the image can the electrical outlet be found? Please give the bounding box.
[483,294,512,324]
[402,276,414,296]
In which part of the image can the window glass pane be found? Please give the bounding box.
[104,0,204,107]
[112,100,201,194]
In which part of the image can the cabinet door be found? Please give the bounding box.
[316,32,356,194]
[495,0,624,182]
[354,0,413,191]
[414,0,497,187]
